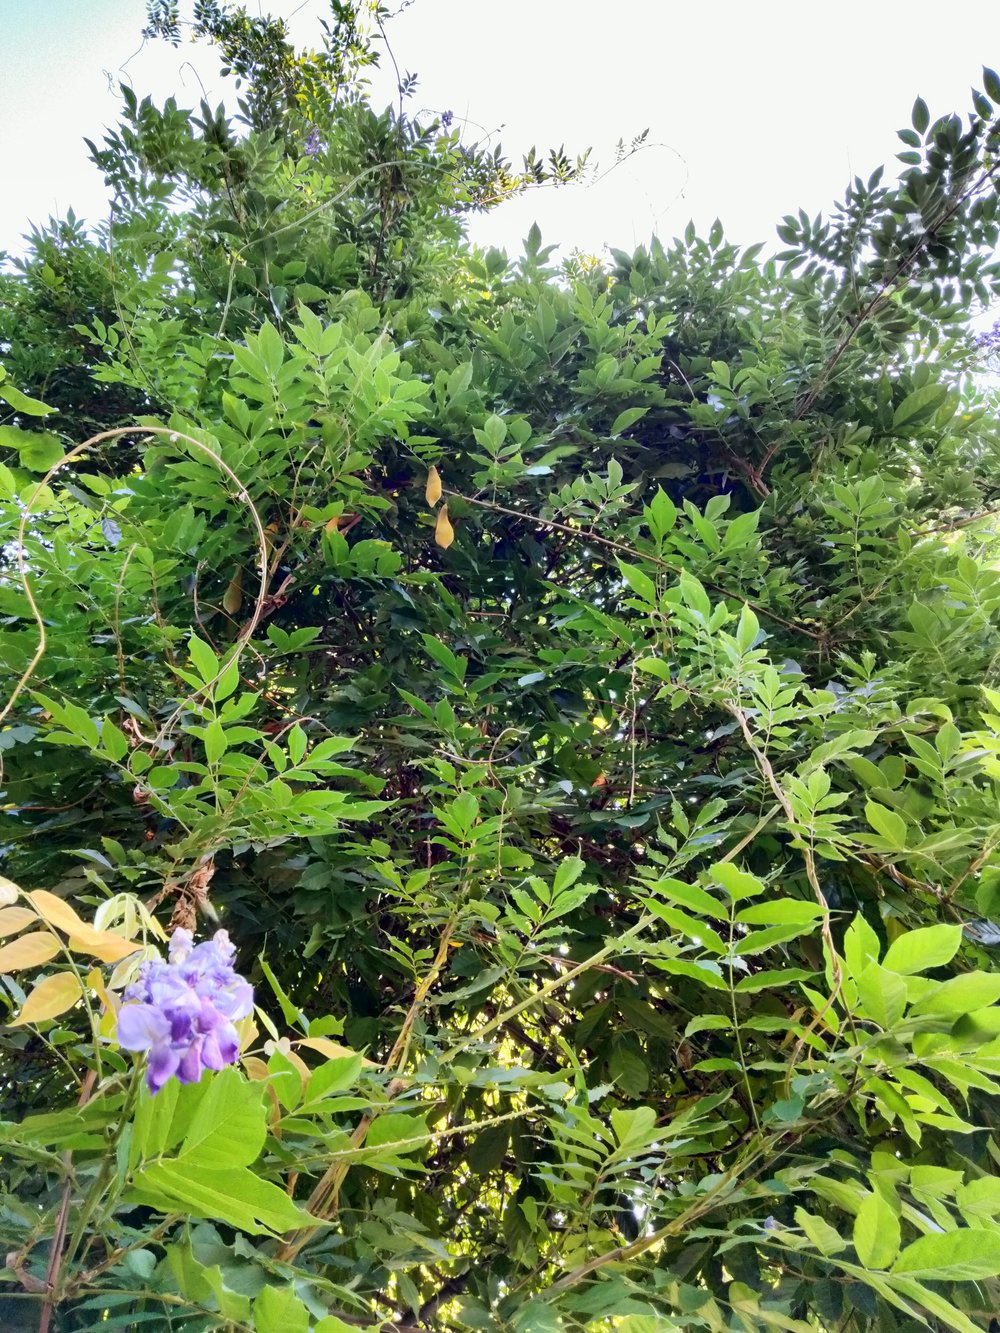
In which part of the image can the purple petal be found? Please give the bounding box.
[200,1028,226,1070]
[117,1003,170,1052]
[177,1039,204,1084]
[146,1043,180,1093]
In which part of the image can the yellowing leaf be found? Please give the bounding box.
[425,465,442,507]
[297,1036,379,1067]
[26,890,138,962]
[223,569,243,615]
[435,502,455,550]
[86,966,117,1014]
[0,906,37,937]
[242,1056,271,1081]
[68,929,140,963]
[0,931,61,971]
[324,513,342,534]
[26,889,87,936]
[10,972,84,1026]
[0,876,20,907]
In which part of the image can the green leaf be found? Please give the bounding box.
[732,922,816,956]
[885,1278,982,1333]
[642,900,726,953]
[909,971,1000,1017]
[984,67,1000,102]
[0,426,64,472]
[892,1228,1000,1279]
[735,900,825,926]
[708,863,765,901]
[735,605,759,653]
[882,924,962,975]
[617,560,657,606]
[188,635,219,685]
[647,877,728,921]
[892,384,947,431]
[610,406,648,436]
[795,1207,847,1257]
[843,913,881,977]
[855,964,907,1029]
[853,1190,900,1269]
[553,856,585,895]
[254,1286,310,1333]
[99,719,129,762]
[865,801,908,848]
[129,1162,320,1236]
[468,1122,510,1174]
[175,1068,266,1169]
[0,384,56,416]
[911,97,929,135]
[203,720,228,765]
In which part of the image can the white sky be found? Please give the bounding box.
[2,0,1000,265]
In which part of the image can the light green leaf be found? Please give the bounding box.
[203,720,228,765]
[708,863,765,901]
[736,900,825,926]
[175,1068,266,1169]
[129,1161,320,1236]
[882,924,962,975]
[0,383,56,415]
[642,900,726,953]
[9,429,64,472]
[254,1285,310,1333]
[648,877,728,921]
[188,635,219,685]
[885,1277,982,1333]
[795,1207,847,1257]
[865,801,908,848]
[892,1228,1000,1279]
[910,971,1000,1017]
[853,1190,900,1269]
[856,963,907,1029]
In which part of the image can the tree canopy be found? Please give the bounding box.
[4,6,1000,1330]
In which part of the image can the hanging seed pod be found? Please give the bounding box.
[434,502,455,550]
[425,465,442,507]
[223,568,244,615]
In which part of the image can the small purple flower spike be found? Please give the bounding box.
[304,127,322,158]
[117,928,254,1093]
[441,110,453,130]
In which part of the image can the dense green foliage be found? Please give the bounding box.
[4,7,1000,1329]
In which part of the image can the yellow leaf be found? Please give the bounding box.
[10,972,84,1026]
[0,906,37,937]
[283,1048,313,1085]
[297,1036,379,1068]
[0,876,19,907]
[242,1056,271,1081]
[68,929,140,963]
[236,1014,258,1051]
[86,967,117,1015]
[425,465,442,507]
[324,513,342,534]
[223,569,243,615]
[434,502,455,550]
[26,891,138,962]
[26,889,87,936]
[0,931,61,971]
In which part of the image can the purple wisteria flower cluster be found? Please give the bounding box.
[304,127,322,158]
[117,928,254,1093]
